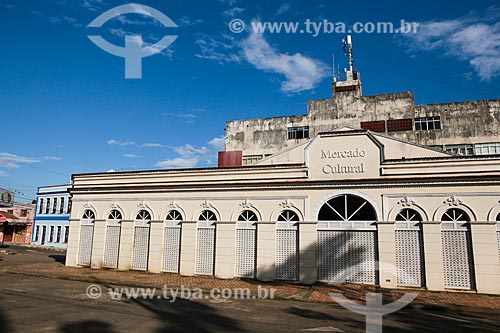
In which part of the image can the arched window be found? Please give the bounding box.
[396,208,422,222]
[496,213,500,221]
[238,210,258,221]
[166,210,183,222]
[82,210,95,224]
[198,210,217,221]
[277,210,299,222]
[136,210,151,225]
[441,208,470,222]
[318,194,377,221]
[108,210,122,221]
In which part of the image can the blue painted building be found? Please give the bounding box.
[32,184,71,249]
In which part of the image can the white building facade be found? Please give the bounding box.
[65,129,500,294]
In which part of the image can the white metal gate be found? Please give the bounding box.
[441,222,473,290]
[276,221,298,280]
[103,225,120,268]
[77,224,94,266]
[132,226,150,270]
[497,223,500,261]
[235,221,256,278]
[317,221,377,283]
[195,221,215,275]
[395,222,424,287]
[162,221,181,273]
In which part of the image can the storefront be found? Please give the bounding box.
[65,129,500,294]
[0,211,32,244]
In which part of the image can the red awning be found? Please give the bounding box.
[0,211,19,222]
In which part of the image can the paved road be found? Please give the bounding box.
[1,246,499,332]
[1,273,500,333]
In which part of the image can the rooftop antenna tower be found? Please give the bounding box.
[343,34,354,72]
[332,53,335,82]
[332,34,362,97]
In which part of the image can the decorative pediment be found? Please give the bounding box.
[83,201,94,210]
[167,201,179,209]
[201,200,213,209]
[137,201,150,210]
[444,195,463,206]
[110,202,121,210]
[397,196,415,207]
[279,199,296,209]
[240,199,254,209]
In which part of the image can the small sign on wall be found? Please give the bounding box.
[0,190,14,208]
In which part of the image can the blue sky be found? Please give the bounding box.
[1,0,499,203]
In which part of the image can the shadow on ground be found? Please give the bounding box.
[59,320,114,333]
[56,277,242,333]
[49,254,66,264]
[0,297,13,333]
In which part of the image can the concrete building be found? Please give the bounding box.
[225,37,500,165]
[32,185,72,249]
[0,203,35,244]
[65,128,500,295]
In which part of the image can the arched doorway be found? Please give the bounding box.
[235,210,258,278]
[497,213,500,261]
[162,210,183,273]
[103,210,122,269]
[132,210,151,271]
[195,210,217,275]
[395,208,425,287]
[441,208,474,290]
[276,210,300,280]
[77,210,95,266]
[317,194,378,283]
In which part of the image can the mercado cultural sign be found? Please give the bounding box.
[320,148,366,175]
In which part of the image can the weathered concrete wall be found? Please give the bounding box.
[225,91,500,159]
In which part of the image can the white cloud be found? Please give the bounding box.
[155,157,199,169]
[195,28,328,93]
[208,136,225,151]
[173,144,208,157]
[240,30,329,93]
[123,154,137,158]
[107,140,168,149]
[0,3,14,9]
[219,0,238,6]
[163,112,198,120]
[275,3,291,16]
[107,139,136,146]
[178,16,204,27]
[0,170,9,177]
[0,153,40,169]
[43,156,62,161]
[224,7,245,17]
[82,0,105,12]
[402,9,500,80]
[142,143,167,148]
[195,34,242,64]
[155,136,224,169]
[49,15,82,28]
